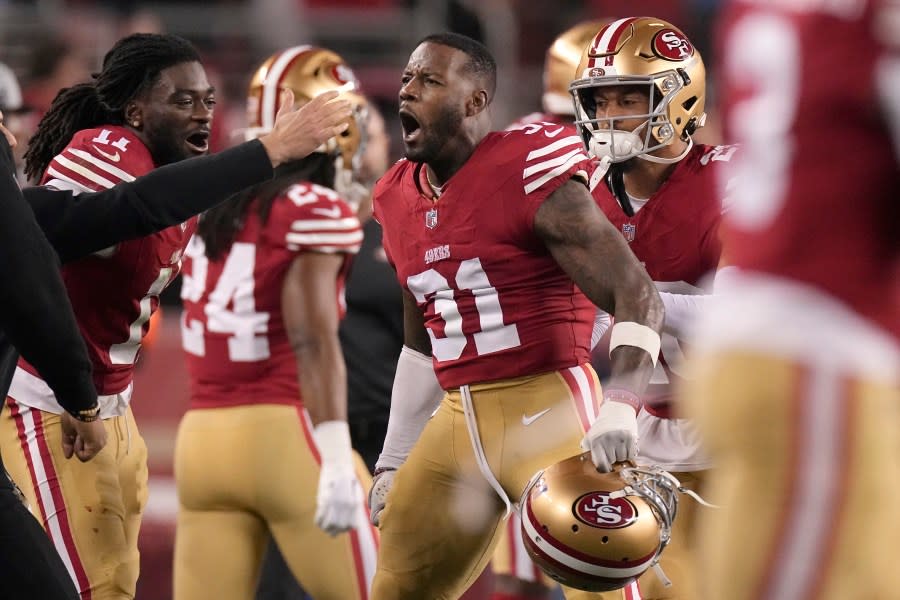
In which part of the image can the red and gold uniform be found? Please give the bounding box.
[0,126,192,598]
[176,181,378,600]
[371,126,609,600]
[682,2,900,599]
[591,143,730,600]
[492,113,579,595]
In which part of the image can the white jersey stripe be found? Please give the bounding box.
[525,136,583,161]
[44,168,91,195]
[524,153,589,194]
[44,176,84,196]
[291,217,361,232]
[262,46,313,131]
[285,231,364,246]
[765,369,844,600]
[523,148,585,179]
[67,148,137,182]
[52,154,117,189]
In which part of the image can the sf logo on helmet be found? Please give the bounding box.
[652,29,693,61]
[574,492,638,528]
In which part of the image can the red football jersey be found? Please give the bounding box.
[181,182,362,410]
[374,126,595,389]
[18,126,194,399]
[593,143,730,410]
[719,1,899,337]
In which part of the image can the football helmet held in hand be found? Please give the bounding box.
[520,454,680,592]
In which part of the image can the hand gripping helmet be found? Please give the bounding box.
[520,454,680,592]
[569,17,706,164]
[542,20,610,117]
[244,46,369,195]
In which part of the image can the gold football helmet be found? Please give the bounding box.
[569,17,706,163]
[543,20,610,116]
[520,454,680,592]
[244,45,368,177]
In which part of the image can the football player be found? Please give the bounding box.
[367,32,664,600]
[568,17,734,599]
[0,90,350,600]
[175,46,378,600]
[681,1,900,599]
[0,33,341,600]
[495,20,610,600]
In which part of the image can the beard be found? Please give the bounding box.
[143,127,190,166]
[404,104,465,164]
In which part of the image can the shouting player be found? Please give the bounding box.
[367,32,663,600]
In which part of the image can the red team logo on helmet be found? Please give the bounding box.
[574,492,638,529]
[652,29,693,61]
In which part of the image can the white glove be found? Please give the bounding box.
[368,468,396,526]
[581,393,640,472]
[313,421,362,536]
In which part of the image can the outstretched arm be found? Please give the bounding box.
[535,178,664,471]
[26,90,353,263]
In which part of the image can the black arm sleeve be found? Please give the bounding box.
[24,140,274,262]
[0,136,96,412]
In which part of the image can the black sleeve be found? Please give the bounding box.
[0,135,96,413]
[24,140,274,263]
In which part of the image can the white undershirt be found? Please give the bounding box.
[627,193,650,213]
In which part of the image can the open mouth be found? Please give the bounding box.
[185,131,210,154]
[399,111,421,144]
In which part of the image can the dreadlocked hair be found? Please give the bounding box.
[198,153,337,260]
[24,33,200,182]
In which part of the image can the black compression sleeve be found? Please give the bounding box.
[0,136,97,413]
[25,140,274,262]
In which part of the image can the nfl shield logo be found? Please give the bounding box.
[425,208,438,229]
[622,223,636,242]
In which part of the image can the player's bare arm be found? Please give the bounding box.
[282,252,348,424]
[534,177,664,394]
[282,251,361,535]
[402,289,432,357]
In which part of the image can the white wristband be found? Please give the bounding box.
[608,321,661,367]
[313,420,354,467]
